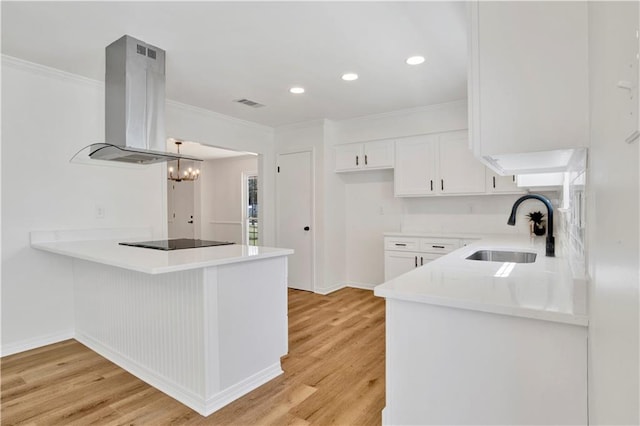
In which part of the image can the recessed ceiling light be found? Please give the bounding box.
[406,56,426,65]
[342,73,359,81]
[289,87,305,94]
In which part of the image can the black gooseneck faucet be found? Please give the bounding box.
[507,193,555,257]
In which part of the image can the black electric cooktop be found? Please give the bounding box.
[119,238,235,251]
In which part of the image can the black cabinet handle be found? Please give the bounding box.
[512,175,516,182]
[395,243,407,247]
[414,256,418,267]
[493,176,496,188]
[441,179,444,191]
[304,226,310,231]
[420,256,424,266]
[356,155,359,166]
[430,180,433,191]
[365,155,368,165]
[432,245,445,249]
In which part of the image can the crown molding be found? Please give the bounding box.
[2,55,103,88]
[338,99,468,125]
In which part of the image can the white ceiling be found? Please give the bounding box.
[1,1,468,128]
[166,139,256,160]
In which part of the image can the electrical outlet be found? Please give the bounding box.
[95,205,106,219]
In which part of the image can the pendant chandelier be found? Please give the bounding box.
[168,141,200,182]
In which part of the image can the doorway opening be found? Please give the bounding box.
[165,139,259,243]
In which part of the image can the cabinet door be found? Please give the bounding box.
[438,132,486,194]
[384,251,421,281]
[335,144,363,172]
[394,135,438,196]
[487,173,519,193]
[364,140,394,169]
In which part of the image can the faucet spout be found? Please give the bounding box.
[507,194,555,257]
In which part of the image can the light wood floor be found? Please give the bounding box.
[1,288,385,425]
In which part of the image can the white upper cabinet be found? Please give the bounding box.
[486,173,520,193]
[393,135,438,195]
[334,140,394,172]
[438,131,486,194]
[468,1,589,174]
[395,131,486,197]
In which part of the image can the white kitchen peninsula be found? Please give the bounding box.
[31,230,293,416]
[375,236,588,425]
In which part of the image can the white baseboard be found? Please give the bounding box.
[314,282,377,295]
[381,407,389,425]
[75,331,283,417]
[1,329,74,357]
[75,331,207,415]
[314,282,346,295]
[204,363,283,416]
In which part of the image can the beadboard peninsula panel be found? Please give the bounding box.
[68,254,289,416]
[73,260,206,395]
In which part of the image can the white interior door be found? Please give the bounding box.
[277,151,313,291]
[168,181,195,239]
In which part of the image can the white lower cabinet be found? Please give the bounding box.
[384,236,461,281]
[384,251,440,280]
[384,299,587,425]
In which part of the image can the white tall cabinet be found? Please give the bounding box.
[468,1,589,172]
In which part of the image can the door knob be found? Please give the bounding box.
[304,226,310,231]
[188,220,194,224]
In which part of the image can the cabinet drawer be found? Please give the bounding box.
[385,237,420,251]
[419,239,460,254]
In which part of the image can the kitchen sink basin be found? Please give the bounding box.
[466,250,537,263]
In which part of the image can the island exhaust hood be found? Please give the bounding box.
[87,35,200,165]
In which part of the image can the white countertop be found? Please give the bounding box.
[31,239,294,275]
[384,231,489,240]
[375,235,588,326]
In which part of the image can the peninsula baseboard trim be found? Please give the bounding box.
[346,282,377,291]
[203,363,283,416]
[75,332,208,415]
[0,329,75,357]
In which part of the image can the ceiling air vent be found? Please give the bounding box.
[234,98,265,108]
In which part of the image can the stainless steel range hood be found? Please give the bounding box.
[86,35,200,165]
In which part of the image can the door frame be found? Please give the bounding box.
[241,170,258,245]
[276,147,316,292]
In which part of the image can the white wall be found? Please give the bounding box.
[587,3,639,424]
[200,155,258,244]
[1,57,274,355]
[1,57,166,354]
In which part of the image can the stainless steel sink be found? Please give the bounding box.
[466,250,537,263]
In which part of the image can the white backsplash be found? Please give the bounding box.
[401,193,561,236]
